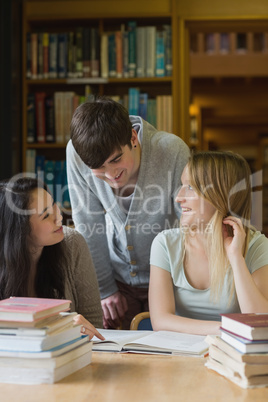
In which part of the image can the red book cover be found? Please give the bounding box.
[0,297,71,322]
[221,313,268,340]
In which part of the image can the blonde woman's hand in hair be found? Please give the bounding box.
[222,216,246,263]
[73,314,105,340]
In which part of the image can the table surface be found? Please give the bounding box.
[0,351,268,402]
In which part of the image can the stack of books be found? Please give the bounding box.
[205,313,268,388]
[0,297,92,384]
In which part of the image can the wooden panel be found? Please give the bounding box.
[175,0,268,18]
[190,54,268,77]
[25,0,172,20]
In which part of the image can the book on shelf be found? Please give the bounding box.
[49,33,58,78]
[0,297,71,323]
[146,26,156,77]
[68,31,76,78]
[221,328,268,354]
[37,33,44,79]
[75,27,83,78]
[128,21,137,77]
[115,30,123,78]
[128,87,140,115]
[26,32,31,79]
[35,92,46,143]
[156,30,165,77]
[42,32,49,78]
[93,329,208,356]
[30,32,38,79]
[58,32,68,78]
[163,24,172,76]
[122,28,129,78]
[82,27,91,78]
[45,95,55,142]
[136,26,146,78]
[221,313,268,340]
[90,27,100,78]
[108,33,116,78]
[27,92,36,143]
[100,33,109,78]
[138,93,148,121]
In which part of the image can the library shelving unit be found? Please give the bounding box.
[22,0,175,172]
[22,0,268,228]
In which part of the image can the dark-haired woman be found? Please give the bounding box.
[0,177,104,339]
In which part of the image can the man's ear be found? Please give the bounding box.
[131,129,138,147]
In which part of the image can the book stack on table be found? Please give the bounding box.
[0,297,91,384]
[205,313,268,389]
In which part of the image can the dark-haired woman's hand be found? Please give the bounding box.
[73,314,105,340]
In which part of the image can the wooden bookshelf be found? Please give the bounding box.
[22,0,268,228]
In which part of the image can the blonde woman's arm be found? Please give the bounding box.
[149,265,221,336]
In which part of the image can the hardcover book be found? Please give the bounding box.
[221,328,268,354]
[0,297,71,322]
[93,329,208,356]
[221,313,268,340]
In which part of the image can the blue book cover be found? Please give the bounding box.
[163,25,172,77]
[138,93,148,120]
[156,31,165,77]
[128,87,140,115]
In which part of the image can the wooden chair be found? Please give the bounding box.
[130,311,153,331]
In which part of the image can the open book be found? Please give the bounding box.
[92,329,209,357]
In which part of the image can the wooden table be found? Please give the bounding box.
[0,352,268,402]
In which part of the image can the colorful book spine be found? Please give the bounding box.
[75,27,83,78]
[128,21,137,77]
[90,28,100,78]
[163,25,172,77]
[43,33,49,79]
[156,30,165,77]
[58,33,68,78]
[49,33,58,78]
[27,93,36,143]
[128,87,140,115]
[108,33,116,77]
[82,27,91,78]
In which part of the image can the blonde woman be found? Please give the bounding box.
[149,151,268,335]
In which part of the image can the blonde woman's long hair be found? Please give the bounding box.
[186,151,253,302]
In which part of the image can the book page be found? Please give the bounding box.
[92,329,151,348]
[124,331,208,355]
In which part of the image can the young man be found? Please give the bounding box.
[66,97,190,329]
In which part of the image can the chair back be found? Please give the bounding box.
[130,311,153,330]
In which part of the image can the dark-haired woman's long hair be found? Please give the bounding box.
[0,177,66,300]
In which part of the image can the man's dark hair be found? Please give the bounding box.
[70,96,133,168]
